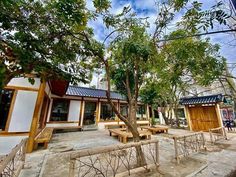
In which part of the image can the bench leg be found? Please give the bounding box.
[123,137,127,144]
[44,142,48,149]
[34,142,38,150]
[118,136,122,142]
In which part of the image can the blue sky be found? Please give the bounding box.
[85,0,236,86]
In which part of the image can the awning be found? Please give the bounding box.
[49,80,69,96]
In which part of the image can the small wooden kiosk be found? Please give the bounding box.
[180,94,226,131]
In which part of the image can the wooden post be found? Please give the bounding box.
[69,158,76,177]
[27,80,46,153]
[21,139,26,162]
[146,104,150,122]
[200,132,206,149]
[115,100,120,121]
[215,104,224,127]
[155,141,159,166]
[173,137,180,164]
[209,129,213,144]
[117,100,120,124]
[80,99,85,127]
[223,127,228,140]
[185,106,192,131]
[96,99,101,124]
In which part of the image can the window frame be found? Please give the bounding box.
[0,89,15,132]
[100,102,117,122]
[136,104,147,120]
[49,98,70,122]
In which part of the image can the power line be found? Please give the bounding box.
[156,29,236,42]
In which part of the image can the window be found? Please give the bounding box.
[50,99,69,121]
[0,89,14,131]
[136,105,146,120]
[100,102,116,121]
[120,104,128,117]
[83,102,97,125]
[176,108,185,118]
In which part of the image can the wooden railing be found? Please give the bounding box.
[0,138,27,177]
[173,132,206,164]
[209,127,227,144]
[68,139,159,177]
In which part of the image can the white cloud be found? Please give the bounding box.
[133,0,156,11]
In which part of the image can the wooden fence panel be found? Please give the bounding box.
[173,132,206,164]
[0,138,27,177]
[68,140,159,177]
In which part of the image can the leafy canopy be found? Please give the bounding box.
[0,0,110,87]
[140,29,226,106]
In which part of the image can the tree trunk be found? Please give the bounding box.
[102,60,147,167]
[127,99,147,167]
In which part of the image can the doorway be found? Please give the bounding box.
[83,102,97,125]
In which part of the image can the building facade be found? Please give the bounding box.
[0,77,150,135]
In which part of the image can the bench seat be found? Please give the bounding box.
[141,126,168,134]
[34,127,54,149]
[109,128,151,143]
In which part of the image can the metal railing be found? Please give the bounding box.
[0,138,27,177]
[68,139,159,177]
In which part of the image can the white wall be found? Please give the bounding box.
[7,78,40,89]
[68,100,81,122]
[8,91,38,132]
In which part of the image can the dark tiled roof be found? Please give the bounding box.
[179,94,225,105]
[66,86,126,100]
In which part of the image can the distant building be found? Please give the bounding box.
[98,77,108,90]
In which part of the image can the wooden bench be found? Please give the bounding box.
[105,124,126,129]
[109,128,151,143]
[137,122,150,127]
[105,122,149,129]
[141,126,168,134]
[34,127,54,149]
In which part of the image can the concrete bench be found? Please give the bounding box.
[34,127,54,149]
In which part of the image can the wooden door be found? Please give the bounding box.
[188,106,220,131]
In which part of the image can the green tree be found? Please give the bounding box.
[141,29,226,126]
[77,7,155,165]
[0,0,110,88]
